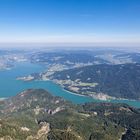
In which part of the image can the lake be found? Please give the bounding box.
[0,61,140,108]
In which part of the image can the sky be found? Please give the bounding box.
[0,0,140,47]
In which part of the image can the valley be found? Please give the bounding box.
[16,49,140,102]
[1,49,140,139]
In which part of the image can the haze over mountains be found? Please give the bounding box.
[1,49,140,101]
[1,47,140,140]
[0,0,140,139]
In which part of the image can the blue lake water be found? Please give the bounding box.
[0,61,140,108]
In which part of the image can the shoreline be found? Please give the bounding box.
[51,80,139,102]
[63,88,87,97]
[16,75,139,103]
[0,98,6,101]
[15,67,139,103]
[29,77,140,102]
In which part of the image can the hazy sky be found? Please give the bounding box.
[0,0,140,47]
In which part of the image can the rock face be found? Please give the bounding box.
[0,89,140,140]
[26,122,50,140]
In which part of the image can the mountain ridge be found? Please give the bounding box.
[0,89,140,140]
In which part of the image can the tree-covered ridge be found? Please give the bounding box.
[30,50,109,65]
[51,63,140,100]
[0,89,140,140]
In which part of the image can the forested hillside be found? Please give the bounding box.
[51,63,140,100]
[0,89,140,140]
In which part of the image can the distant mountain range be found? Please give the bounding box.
[0,89,140,140]
[30,50,140,65]
[1,49,140,139]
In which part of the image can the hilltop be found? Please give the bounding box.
[0,89,140,140]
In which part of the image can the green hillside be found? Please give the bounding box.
[51,63,140,100]
[0,89,140,139]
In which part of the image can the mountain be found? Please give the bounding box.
[30,50,110,66]
[30,50,140,67]
[0,89,140,140]
[50,63,140,100]
[115,53,140,63]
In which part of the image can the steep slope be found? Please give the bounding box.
[0,89,140,140]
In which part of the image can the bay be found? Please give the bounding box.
[0,61,140,108]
